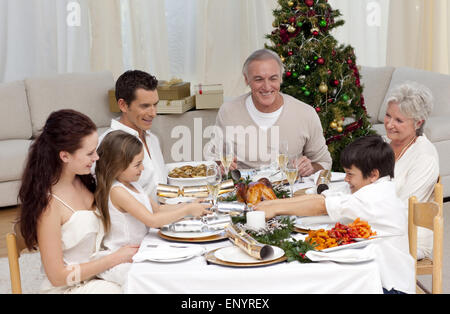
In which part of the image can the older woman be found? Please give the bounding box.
[384,81,439,260]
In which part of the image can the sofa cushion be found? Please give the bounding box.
[360,66,395,125]
[25,72,116,137]
[0,140,32,181]
[0,80,33,140]
[378,67,450,122]
[424,117,450,143]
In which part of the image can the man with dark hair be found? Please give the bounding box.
[255,135,415,294]
[98,70,166,200]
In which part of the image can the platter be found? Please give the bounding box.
[158,230,227,243]
[205,247,287,268]
[320,238,378,253]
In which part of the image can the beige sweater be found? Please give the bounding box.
[215,92,332,170]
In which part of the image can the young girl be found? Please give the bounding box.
[95,130,211,285]
[18,110,137,294]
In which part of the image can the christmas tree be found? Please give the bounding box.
[266,0,375,171]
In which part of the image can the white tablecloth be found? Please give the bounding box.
[124,230,383,294]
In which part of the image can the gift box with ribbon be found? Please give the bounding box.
[158,78,191,100]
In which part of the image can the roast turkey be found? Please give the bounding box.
[235,178,277,205]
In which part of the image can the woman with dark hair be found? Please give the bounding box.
[18,109,137,294]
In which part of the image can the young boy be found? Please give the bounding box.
[255,135,415,294]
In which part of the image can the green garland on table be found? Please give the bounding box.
[231,216,317,263]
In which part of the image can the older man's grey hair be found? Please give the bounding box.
[386,81,434,136]
[242,49,285,79]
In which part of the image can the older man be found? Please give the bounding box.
[214,49,332,176]
[98,70,167,200]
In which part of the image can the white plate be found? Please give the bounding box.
[331,172,346,182]
[160,229,223,239]
[145,255,197,263]
[214,246,285,264]
[251,170,286,183]
[320,239,377,253]
[166,161,216,187]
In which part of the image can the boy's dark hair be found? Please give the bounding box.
[340,135,395,179]
[115,70,158,105]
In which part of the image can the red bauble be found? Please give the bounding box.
[333,79,339,86]
[317,58,325,65]
[286,71,292,77]
[305,0,314,7]
[288,51,293,56]
[315,107,321,113]
[289,17,296,24]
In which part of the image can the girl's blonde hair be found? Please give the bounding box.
[95,130,143,233]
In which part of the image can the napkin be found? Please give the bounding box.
[133,245,205,262]
[305,244,376,264]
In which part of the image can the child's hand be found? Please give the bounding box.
[113,245,140,265]
[188,202,212,218]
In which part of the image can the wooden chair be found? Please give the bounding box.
[408,190,444,294]
[6,223,28,294]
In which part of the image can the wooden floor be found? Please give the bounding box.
[0,206,19,258]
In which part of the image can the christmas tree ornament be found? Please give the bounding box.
[315,107,321,113]
[286,71,292,77]
[305,0,314,7]
[319,82,328,93]
[342,94,350,101]
[288,51,293,56]
[304,90,311,96]
[288,1,294,7]
[320,20,328,27]
[330,121,338,129]
[317,58,325,65]
[305,65,311,71]
[337,126,343,133]
[287,25,296,33]
[297,21,303,27]
[292,72,299,78]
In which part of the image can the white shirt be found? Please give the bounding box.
[102,181,152,252]
[386,135,439,259]
[245,95,283,131]
[323,177,415,293]
[98,119,167,200]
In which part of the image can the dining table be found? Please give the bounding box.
[124,172,384,294]
[124,229,383,294]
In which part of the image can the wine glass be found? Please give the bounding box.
[277,140,289,172]
[220,141,234,180]
[284,156,299,198]
[206,163,222,212]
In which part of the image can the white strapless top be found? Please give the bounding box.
[40,194,105,291]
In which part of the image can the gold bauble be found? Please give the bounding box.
[319,83,328,94]
[287,25,296,33]
[337,126,343,133]
[330,122,338,129]
[288,1,294,7]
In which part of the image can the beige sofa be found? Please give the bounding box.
[0,67,449,207]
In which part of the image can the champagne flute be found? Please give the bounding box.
[284,157,298,198]
[206,163,222,212]
[221,141,234,180]
[278,140,289,172]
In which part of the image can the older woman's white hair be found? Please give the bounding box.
[385,81,434,136]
